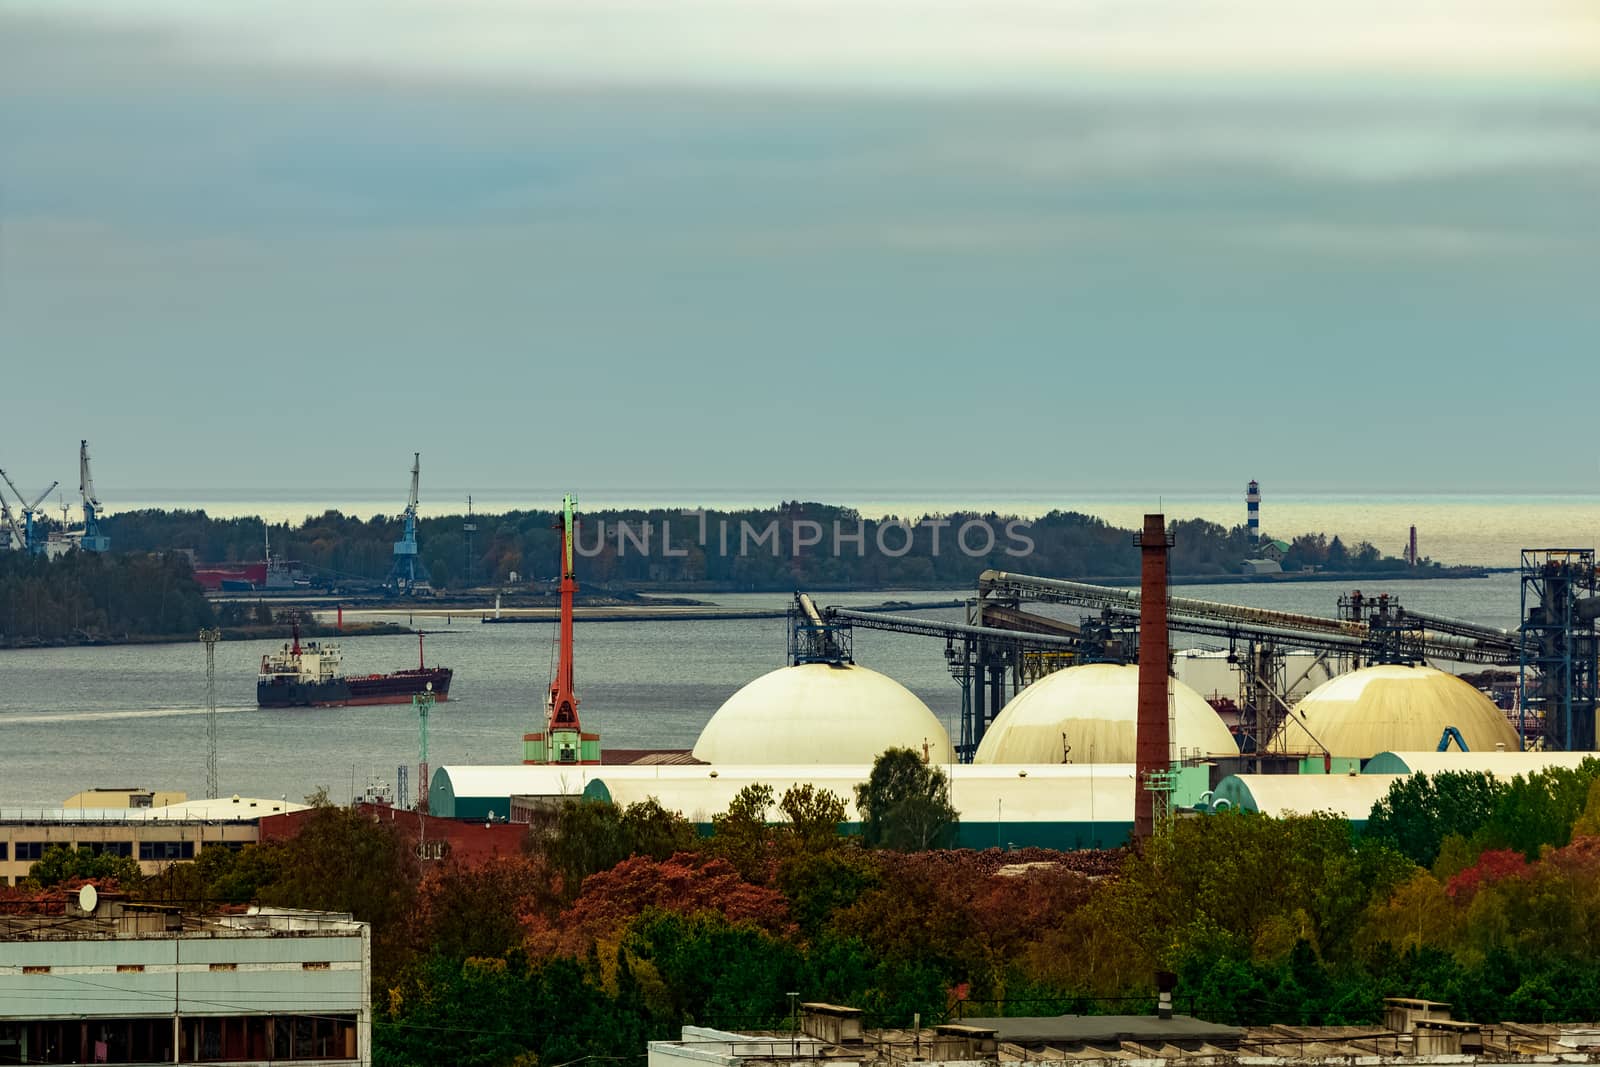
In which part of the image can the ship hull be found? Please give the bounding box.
[257,668,452,709]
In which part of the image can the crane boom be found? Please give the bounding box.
[0,469,23,508]
[407,453,420,513]
[79,440,100,510]
[24,481,58,514]
[0,488,21,551]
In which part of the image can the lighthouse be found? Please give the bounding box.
[1246,481,1261,543]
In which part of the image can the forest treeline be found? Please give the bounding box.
[101,505,1429,591]
[15,756,1600,1067]
[0,549,213,644]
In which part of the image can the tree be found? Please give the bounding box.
[411,855,558,962]
[780,783,847,850]
[256,804,420,989]
[1365,771,1503,867]
[531,798,699,899]
[709,784,774,881]
[26,845,142,889]
[854,748,958,851]
[527,853,794,959]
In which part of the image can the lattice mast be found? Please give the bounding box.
[199,628,221,799]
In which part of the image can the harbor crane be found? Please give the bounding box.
[77,439,110,552]
[386,452,432,596]
[0,487,23,551]
[0,468,59,555]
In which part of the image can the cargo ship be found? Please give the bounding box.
[257,626,452,708]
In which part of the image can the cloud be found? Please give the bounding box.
[7,0,1598,94]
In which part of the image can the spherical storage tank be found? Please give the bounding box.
[692,663,954,765]
[1272,664,1519,759]
[973,662,1239,764]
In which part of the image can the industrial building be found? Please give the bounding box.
[426,506,1598,848]
[692,663,954,765]
[647,999,1600,1067]
[0,796,306,887]
[1270,664,1521,759]
[0,890,369,1065]
[972,663,1238,765]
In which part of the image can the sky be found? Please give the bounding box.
[2,0,1597,507]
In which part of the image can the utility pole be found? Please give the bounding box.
[414,683,435,814]
[199,628,221,799]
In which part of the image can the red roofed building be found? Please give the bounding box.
[259,803,527,866]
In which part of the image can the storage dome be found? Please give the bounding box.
[1273,664,1519,759]
[692,663,953,765]
[973,662,1238,764]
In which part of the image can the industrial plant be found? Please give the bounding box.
[425,488,1600,851]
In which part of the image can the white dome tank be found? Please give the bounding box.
[1273,664,1519,759]
[693,663,954,765]
[974,662,1239,764]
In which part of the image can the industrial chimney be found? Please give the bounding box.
[1135,513,1172,842]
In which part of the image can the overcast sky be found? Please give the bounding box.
[2,1,1597,505]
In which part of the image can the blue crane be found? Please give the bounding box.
[386,453,431,596]
[77,440,110,552]
[0,467,59,555]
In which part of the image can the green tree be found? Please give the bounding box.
[780,783,848,850]
[256,803,420,989]
[26,845,143,889]
[1365,771,1504,867]
[854,748,958,851]
[532,798,698,899]
[710,784,775,881]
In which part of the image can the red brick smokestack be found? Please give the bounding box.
[1135,513,1171,842]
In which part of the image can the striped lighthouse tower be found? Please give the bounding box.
[1246,480,1261,543]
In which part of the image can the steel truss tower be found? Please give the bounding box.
[199,628,221,799]
[1519,550,1599,751]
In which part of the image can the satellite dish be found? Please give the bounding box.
[78,884,99,913]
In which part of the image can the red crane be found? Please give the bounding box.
[549,494,580,734]
[523,494,599,764]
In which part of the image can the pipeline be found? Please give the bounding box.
[795,592,827,630]
[825,607,1084,649]
[980,569,1512,661]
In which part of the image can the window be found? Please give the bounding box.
[209,963,237,972]
[85,840,134,857]
[0,841,7,861]
[302,961,330,971]
[139,840,195,861]
[14,841,45,862]
[22,966,50,975]
[117,964,145,973]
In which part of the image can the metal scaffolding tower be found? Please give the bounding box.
[1519,549,1600,751]
[199,628,221,799]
